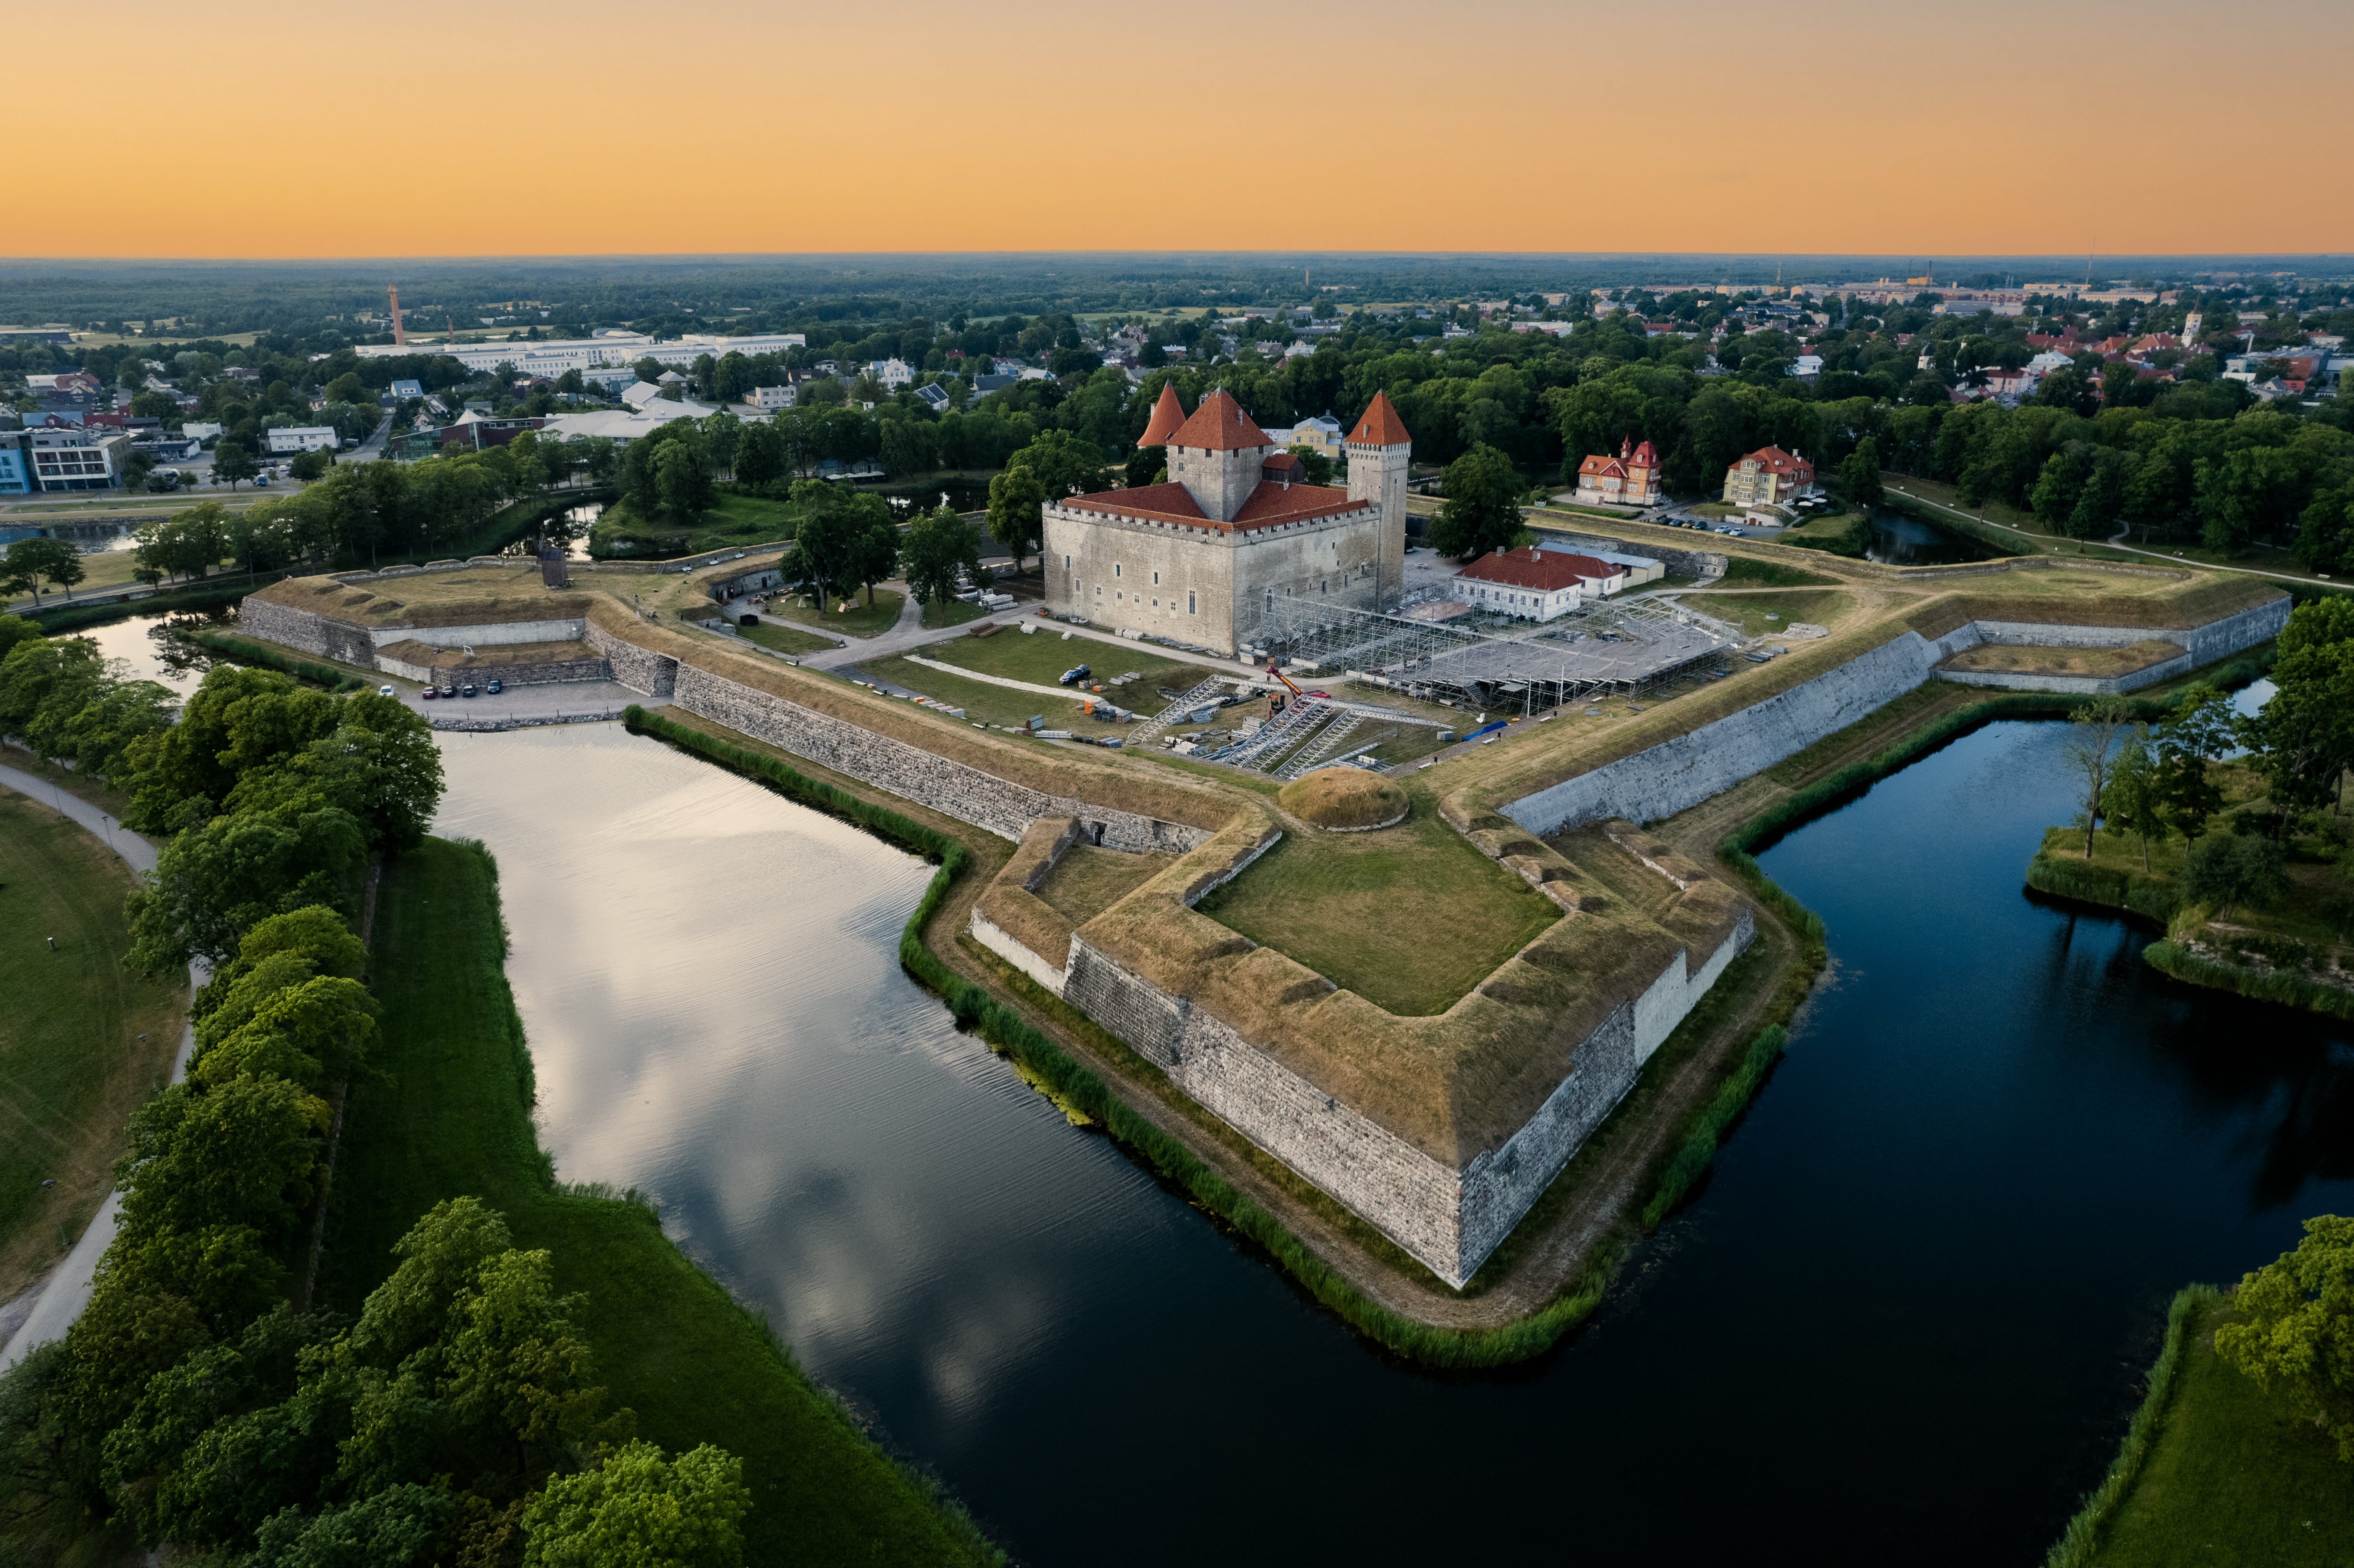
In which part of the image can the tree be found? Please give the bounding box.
[214,438,259,491]
[2152,684,2235,842]
[984,464,1047,571]
[2241,597,2354,820]
[4,536,83,604]
[1287,443,1336,487]
[128,797,369,972]
[735,420,787,493]
[2214,1214,2354,1460]
[900,506,982,607]
[113,1074,325,1245]
[522,1441,751,1568]
[2101,730,2166,871]
[2178,831,2287,918]
[2064,694,2137,856]
[1839,436,1883,510]
[246,1484,451,1568]
[1123,444,1165,488]
[781,481,860,613]
[1429,443,1523,560]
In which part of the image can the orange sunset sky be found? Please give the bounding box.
[19,0,2354,259]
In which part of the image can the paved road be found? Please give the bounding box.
[0,766,204,1374]
[1890,482,2335,588]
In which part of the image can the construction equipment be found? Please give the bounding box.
[1266,661,1305,718]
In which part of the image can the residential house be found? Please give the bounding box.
[868,358,914,389]
[389,379,425,400]
[1573,438,1663,508]
[745,385,796,411]
[913,383,952,414]
[1722,446,1816,506]
[26,428,131,491]
[266,426,340,454]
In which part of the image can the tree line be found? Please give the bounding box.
[0,644,754,1565]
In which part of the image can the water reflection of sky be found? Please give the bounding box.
[70,609,234,697]
[426,718,2354,1568]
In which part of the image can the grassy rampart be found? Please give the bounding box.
[2044,1285,2354,1567]
[183,628,368,691]
[319,836,1003,1566]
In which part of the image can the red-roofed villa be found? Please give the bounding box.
[1043,388,1412,654]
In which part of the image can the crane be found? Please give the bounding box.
[1265,660,1305,718]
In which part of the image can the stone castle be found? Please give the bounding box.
[1042,386,1411,654]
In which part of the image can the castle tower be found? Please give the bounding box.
[1166,389,1273,523]
[1137,383,1186,450]
[1344,390,1412,607]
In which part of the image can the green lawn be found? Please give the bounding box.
[859,659,1073,732]
[1685,588,1851,639]
[1717,555,1838,588]
[773,586,905,638]
[920,597,989,631]
[1193,783,1560,1015]
[921,625,1205,694]
[591,491,802,560]
[0,793,184,1304]
[735,619,838,657]
[318,839,1000,1567]
[2089,1292,2354,1566]
[1031,844,1174,927]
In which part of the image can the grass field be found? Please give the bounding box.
[735,619,838,656]
[0,794,184,1305]
[773,585,905,638]
[1717,555,1838,588]
[1684,588,1852,639]
[920,597,989,631]
[1031,844,1174,927]
[317,839,1000,1567]
[921,625,1205,693]
[1194,784,1560,1015]
[591,491,801,559]
[1943,639,2182,677]
[2085,1291,2354,1567]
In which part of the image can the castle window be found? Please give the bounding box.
[1188,591,1196,614]
[1152,570,1159,585]
[1114,563,1121,578]
[1064,554,1071,569]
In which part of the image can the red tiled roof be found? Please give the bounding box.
[1629,439,1658,466]
[1455,547,1618,592]
[1578,455,1627,479]
[1346,389,1411,447]
[1262,451,1305,478]
[1735,445,1814,478]
[1138,383,1186,447]
[1057,479,1364,532]
[1168,388,1270,451]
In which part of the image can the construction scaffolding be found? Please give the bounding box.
[1251,591,1737,714]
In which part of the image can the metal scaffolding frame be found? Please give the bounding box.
[1250,590,1737,712]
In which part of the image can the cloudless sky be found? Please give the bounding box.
[28,0,2354,258]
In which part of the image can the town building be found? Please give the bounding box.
[868,358,913,389]
[25,428,130,491]
[1040,386,1411,656]
[1573,438,1663,508]
[389,379,425,400]
[1722,446,1816,507]
[439,414,546,452]
[0,431,30,494]
[745,385,796,411]
[350,331,806,376]
[1450,546,1622,622]
[267,427,340,454]
[1262,411,1345,461]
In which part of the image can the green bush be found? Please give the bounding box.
[2142,941,2354,1020]
[2026,853,2182,923]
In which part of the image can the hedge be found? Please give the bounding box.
[2142,940,2354,1020]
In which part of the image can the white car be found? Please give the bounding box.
[377,684,395,697]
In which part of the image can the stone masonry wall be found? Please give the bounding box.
[1530,528,1726,583]
[237,597,375,668]
[1504,632,1943,837]
[670,664,1212,853]
[584,619,678,696]
[971,909,1070,995]
[376,653,611,687]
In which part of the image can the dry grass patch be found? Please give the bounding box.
[1032,843,1175,926]
[1195,783,1559,1016]
[1278,768,1408,830]
[1939,639,2183,678]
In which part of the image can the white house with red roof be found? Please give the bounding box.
[1572,437,1662,508]
[1451,547,1625,623]
[1042,386,1412,654]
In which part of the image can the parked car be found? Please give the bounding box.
[1058,663,1093,686]
[377,684,395,697]
[461,683,476,698]
[421,686,438,700]
[486,678,502,694]
[440,683,457,698]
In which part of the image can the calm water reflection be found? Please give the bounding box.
[432,721,2354,1567]
[72,607,238,697]
[1867,509,2002,564]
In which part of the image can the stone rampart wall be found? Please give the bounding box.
[1630,912,1756,1065]
[237,596,376,667]
[369,618,585,650]
[377,654,610,687]
[1504,633,1942,836]
[669,664,1212,853]
[1501,595,2282,837]
[971,909,1070,995]
[1062,937,1188,1068]
[584,619,678,696]
[1937,658,2195,696]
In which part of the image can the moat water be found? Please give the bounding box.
[432,718,2353,1567]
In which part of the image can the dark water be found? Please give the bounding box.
[432,721,2354,1568]
[1868,509,2003,565]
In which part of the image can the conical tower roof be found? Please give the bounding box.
[1168,388,1270,451]
[1347,390,1411,447]
[1137,383,1187,447]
